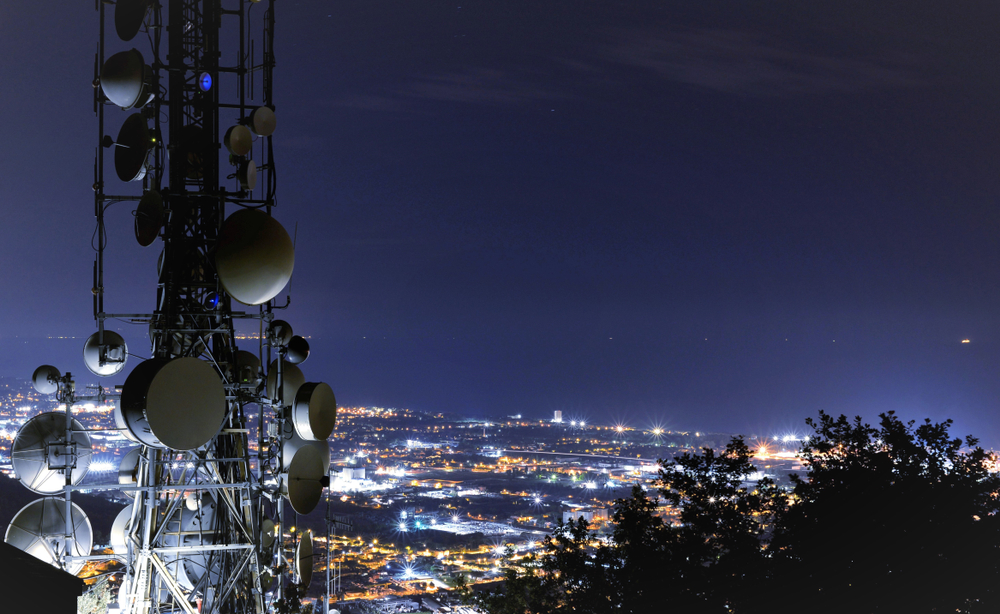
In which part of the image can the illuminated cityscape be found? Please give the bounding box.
[7,1,1000,611]
[0,376,812,612]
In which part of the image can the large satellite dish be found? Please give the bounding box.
[5,498,93,575]
[120,358,226,450]
[11,412,92,494]
[114,113,151,182]
[266,359,304,405]
[284,445,325,515]
[115,0,150,41]
[101,49,153,109]
[291,382,337,441]
[110,507,132,556]
[295,530,314,588]
[31,365,60,395]
[82,330,128,376]
[134,191,163,247]
[215,209,294,306]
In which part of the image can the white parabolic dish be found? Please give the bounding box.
[82,330,129,376]
[100,49,149,109]
[11,412,93,494]
[111,507,132,556]
[5,498,93,575]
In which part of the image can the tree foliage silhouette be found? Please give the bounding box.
[470,412,1000,614]
[773,411,1000,613]
[471,438,776,613]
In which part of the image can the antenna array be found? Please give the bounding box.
[5,2,336,613]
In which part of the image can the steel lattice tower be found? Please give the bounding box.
[5,3,336,614]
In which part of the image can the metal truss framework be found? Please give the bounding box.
[82,2,296,613]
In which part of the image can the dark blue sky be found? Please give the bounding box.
[3,1,1000,444]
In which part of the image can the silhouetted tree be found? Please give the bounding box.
[470,437,776,613]
[469,517,616,614]
[772,411,1000,613]
[470,413,1000,614]
[660,437,781,610]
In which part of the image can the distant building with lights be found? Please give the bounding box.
[563,507,609,524]
[340,466,366,481]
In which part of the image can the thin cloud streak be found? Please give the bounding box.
[325,26,928,112]
[328,68,568,111]
[601,27,927,96]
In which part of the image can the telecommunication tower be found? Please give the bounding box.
[5,2,337,613]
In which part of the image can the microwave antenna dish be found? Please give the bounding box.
[5,498,93,575]
[11,412,93,495]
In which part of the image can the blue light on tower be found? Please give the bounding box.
[198,72,212,92]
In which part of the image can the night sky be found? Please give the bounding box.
[3,1,1000,444]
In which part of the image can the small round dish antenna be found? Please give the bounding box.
[110,507,132,556]
[82,330,128,376]
[101,49,154,109]
[224,125,253,157]
[270,320,293,346]
[284,445,325,515]
[115,0,150,42]
[120,358,226,450]
[249,106,276,137]
[32,365,61,395]
[114,113,151,182]
[215,209,294,306]
[266,359,305,405]
[238,159,257,190]
[5,498,93,575]
[261,518,276,548]
[11,412,92,494]
[286,335,310,365]
[134,191,163,247]
[296,530,314,587]
[292,382,337,441]
[118,447,141,497]
[258,568,275,592]
[234,350,261,385]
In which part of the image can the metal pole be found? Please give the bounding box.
[326,469,331,614]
